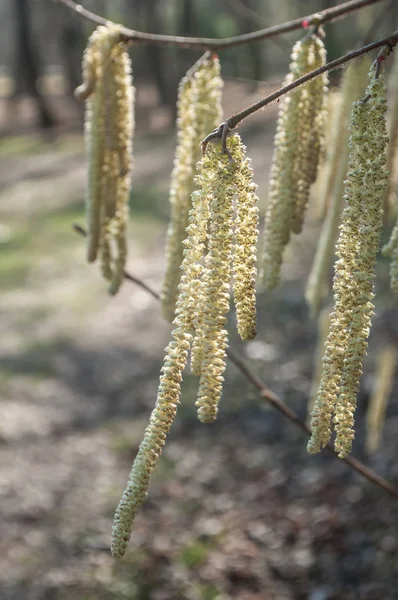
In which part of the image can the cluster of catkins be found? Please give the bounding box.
[261,31,328,289]
[77,24,395,557]
[112,133,259,557]
[76,24,134,294]
[161,53,223,322]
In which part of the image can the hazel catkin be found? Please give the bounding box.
[308,67,388,459]
[261,32,328,290]
[305,57,370,318]
[112,133,260,555]
[161,54,223,322]
[78,24,134,294]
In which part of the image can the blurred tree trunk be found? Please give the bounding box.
[143,0,176,109]
[60,17,86,101]
[12,0,56,129]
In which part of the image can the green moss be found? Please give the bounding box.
[179,540,211,568]
[198,583,223,600]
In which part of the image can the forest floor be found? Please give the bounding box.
[1,84,398,600]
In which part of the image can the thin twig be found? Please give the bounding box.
[226,32,398,130]
[73,223,398,501]
[56,0,386,50]
[73,224,159,300]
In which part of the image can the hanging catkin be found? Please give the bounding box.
[308,66,388,459]
[261,32,328,289]
[112,134,259,556]
[161,54,223,322]
[305,57,370,318]
[111,179,209,559]
[190,136,259,379]
[291,34,328,234]
[76,24,134,295]
[233,155,259,341]
[193,150,236,422]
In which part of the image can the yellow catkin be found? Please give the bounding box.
[190,135,259,379]
[306,57,371,318]
[193,142,237,422]
[308,69,388,458]
[291,34,328,234]
[233,148,259,341]
[161,55,223,322]
[112,132,259,557]
[366,345,396,454]
[78,24,134,294]
[261,33,327,289]
[111,182,210,558]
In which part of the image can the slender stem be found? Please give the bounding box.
[56,0,386,50]
[227,32,398,129]
[73,223,398,501]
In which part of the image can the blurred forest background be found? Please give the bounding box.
[1,1,398,599]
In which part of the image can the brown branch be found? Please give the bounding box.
[226,32,398,130]
[56,0,386,50]
[73,223,398,501]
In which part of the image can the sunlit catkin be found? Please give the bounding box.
[306,57,370,318]
[308,68,388,459]
[261,32,327,289]
[191,135,252,423]
[77,24,134,294]
[193,141,238,422]
[233,148,259,341]
[366,345,396,454]
[291,34,328,234]
[111,183,210,558]
[191,135,259,385]
[161,54,223,322]
[112,133,260,554]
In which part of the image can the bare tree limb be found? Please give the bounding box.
[226,32,398,129]
[199,32,398,149]
[56,0,387,50]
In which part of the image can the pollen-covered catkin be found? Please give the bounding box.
[261,33,328,289]
[233,147,259,341]
[308,69,388,458]
[190,134,259,382]
[161,55,223,322]
[193,144,236,422]
[306,57,370,318]
[111,180,211,558]
[112,131,260,556]
[291,34,328,234]
[78,24,134,294]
